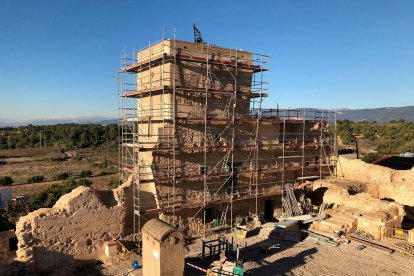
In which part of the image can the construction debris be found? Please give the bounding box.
[269,229,302,243]
[347,236,394,254]
[281,215,313,222]
[350,230,375,241]
[355,245,366,251]
[305,231,339,247]
[274,220,299,231]
[302,214,330,224]
[259,242,280,252]
[393,242,414,257]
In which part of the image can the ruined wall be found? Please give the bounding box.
[312,179,405,238]
[0,230,16,263]
[160,195,281,236]
[15,179,133,268]
[337,156,414,207]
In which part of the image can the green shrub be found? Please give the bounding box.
[0,201,30,231]
[49,156,68,162]
[0,176,13,186]
[52,172,70,181]
[79,170,92,178]
[361,152,380,163]
[28,178,92,210]
[27,175,45,183]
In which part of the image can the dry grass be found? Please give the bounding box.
[0,146,119,197]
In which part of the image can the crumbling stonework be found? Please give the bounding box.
[337,156,414,207]
[15,178,133,271]
[311,179,405,239]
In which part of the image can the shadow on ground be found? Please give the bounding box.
[184,233,318,275]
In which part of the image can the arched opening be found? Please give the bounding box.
[307,187,329,206]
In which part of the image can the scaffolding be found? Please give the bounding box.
[118,32,336,241]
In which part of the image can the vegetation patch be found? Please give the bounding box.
[52,172,71,181]
[337,120,414,154]
[0,176,13,186]
[0,178,93,231]
[0,123,117,150]
[361,153,381,163]
[79,170,93,178]
[27,175,45,183]
[28,178,92,210]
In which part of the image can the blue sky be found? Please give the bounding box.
[0,0,413,121]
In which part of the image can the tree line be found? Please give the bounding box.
[337,119,414,154]
[0,124,117,150]
[1,121,412,154]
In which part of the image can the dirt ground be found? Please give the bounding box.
[238,237,414,275]
[0,146,119,197]
[91,231,414,276]
[182,232,414,276]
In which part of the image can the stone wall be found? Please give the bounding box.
[312,179,405,239]
[0,230,16,263]
[15,178,133,271]
[337,156,414,209]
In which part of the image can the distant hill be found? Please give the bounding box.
[1,106,413,127]
[336,106,414,122]
[0,117,117,127]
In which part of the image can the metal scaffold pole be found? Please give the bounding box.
[254,53,264,217]
[301,108,306,184]
[320,109,324,179]
[281,110,286,215]
[172,29,177,226]
[230,49,238,230]
[203,43,208,238]
[118,31,337,242]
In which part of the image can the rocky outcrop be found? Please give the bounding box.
[15,177,133,269]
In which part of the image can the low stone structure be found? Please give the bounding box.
[0,230,17,263]
[15,177,133,272]
[142,219,185,276]
[311,179,405,239]
[337,156,414,208]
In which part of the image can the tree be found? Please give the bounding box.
[0,201,30,231]
[79,170,92,178]
[52,172,70,181]
[361,152,380,163]
[0,176,13,186]
[0,123,118,150]
[28,178,92,210]
[27,175,45,183]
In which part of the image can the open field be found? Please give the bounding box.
[0,146,119,198]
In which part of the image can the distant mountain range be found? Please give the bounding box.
[1,106,413,127]
[336,106,414,122]
[0,116,118,127]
